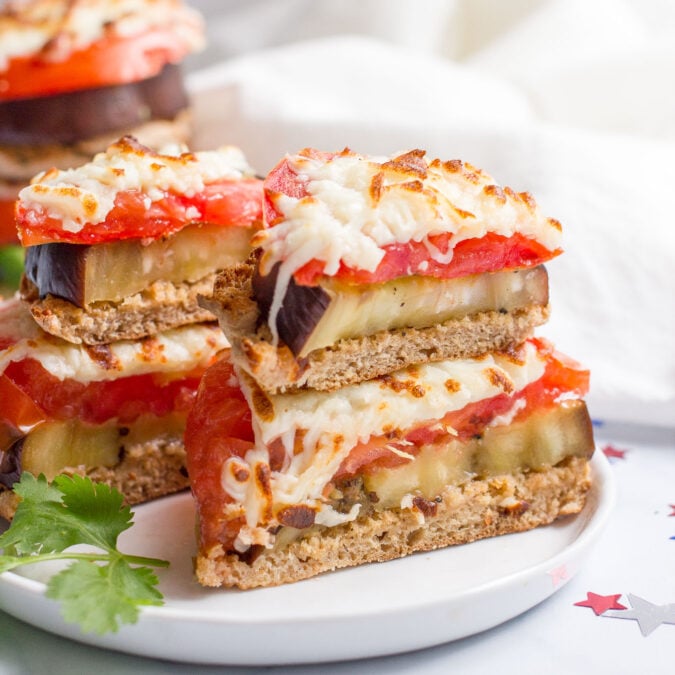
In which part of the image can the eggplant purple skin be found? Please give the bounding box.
[24,243,91,307]
[252,261,331,356]
[0,438,22,489]
[0,63,188,146]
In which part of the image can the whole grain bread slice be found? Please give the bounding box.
[195,455,591,589]
[0,433,190,521]
[21,273,218,345]
[203,259,550,394]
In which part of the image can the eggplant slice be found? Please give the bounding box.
[0,63,189,146]
[24,222,253,307]
[253,263,550,358]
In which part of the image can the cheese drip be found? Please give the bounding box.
[228,340,549,543]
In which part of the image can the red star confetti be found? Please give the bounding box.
[669,505,675,517]
[603,594,675,636]
[547,564,568,587]
[602,445,627,460]
[574,592,627,616]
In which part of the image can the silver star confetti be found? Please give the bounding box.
[603,594,675,636]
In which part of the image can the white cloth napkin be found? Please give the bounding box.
[186,2,675,428]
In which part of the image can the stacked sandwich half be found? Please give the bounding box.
[0,137,261,518]
[185,148,595,589]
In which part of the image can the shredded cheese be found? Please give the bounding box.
[18,137,255,234]
[261,151,562,274]
[226,340,549,547]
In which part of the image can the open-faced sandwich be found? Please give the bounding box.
[0,295,229,520]
[0,0,205,244]
[185,148,595,589]
[0,136,262,519]
[207,149,559,394]
[17,136,262,344]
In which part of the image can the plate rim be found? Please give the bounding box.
[0,451,615,664]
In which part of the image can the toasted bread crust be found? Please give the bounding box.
[0,433,189,521]
[205,260,549,394]
[195,455,591,589]
[21,273,217,345]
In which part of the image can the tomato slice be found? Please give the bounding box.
[2,357,209,427]
[264,152,560,287]
[293,231,558,286]
[0,27,197,101]
[334,341,589,480]
[184,356,253,549]
[16,178,263,246]
[0,374,47,452]
[263,156,312,225]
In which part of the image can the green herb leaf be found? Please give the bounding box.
[0,473,169,634]
[0,474,132,556]
[52,473,134,550]
[46,558,163,635]
[0,473,71,556]
[0,245,24,291]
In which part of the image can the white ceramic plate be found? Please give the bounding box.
[0,451,614,666]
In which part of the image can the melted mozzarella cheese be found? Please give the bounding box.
[18,137,255,234]
[0,0,204,70]
[0,298,228,382]
[229,340,547,540]
[258,150,562,279]
[256,149,562,342]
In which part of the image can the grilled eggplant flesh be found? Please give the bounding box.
[25,222,253,307]
[253,265,549,358]
[365,399,594,509]
[0,413,186,487]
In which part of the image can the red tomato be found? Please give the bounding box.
[333,341,590,480]
[199,180,264,229]
[16,178,263,246]
[264,152,561,286]
[184,356,253,550]
[2,357,208,426]
[519,338,590,412]
[0,27,196,101]
[293,232,558,286]
[0,374,46,452]
[0,200,18,245]
[332,393,512,480]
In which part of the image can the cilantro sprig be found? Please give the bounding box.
[0,473,169,634]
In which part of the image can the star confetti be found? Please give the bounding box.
[603,594,675,636]
[669,504,675,517]
[602,445,628,460]
[574,592,627,616]
[547,564,568,587]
